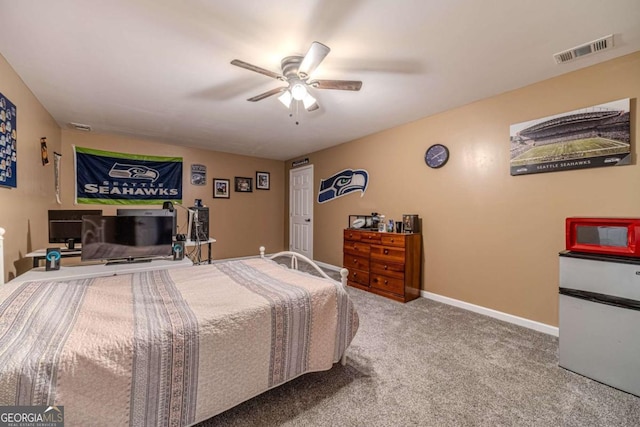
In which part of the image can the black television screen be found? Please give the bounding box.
[81,215,173,262]
[48,209,102,249]
[116,208,177,237]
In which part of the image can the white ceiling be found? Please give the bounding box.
[1,0,639,160]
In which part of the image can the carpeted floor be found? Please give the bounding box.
[196,261,640,427]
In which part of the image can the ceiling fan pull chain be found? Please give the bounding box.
[290,100,300,125]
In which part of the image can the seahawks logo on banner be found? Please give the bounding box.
[318,168,369,203]
[74,146,182,205]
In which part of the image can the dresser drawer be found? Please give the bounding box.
[343,241,371,256]
[359,232,381,244]
[344,229,361,241]
[343,254,370,272]
[370,245,405,263]
[381,234,405,247]
[370,274,404,295]
[370,261,405,280]
[347,268,370,286]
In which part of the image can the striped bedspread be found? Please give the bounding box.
[0,258,359,426]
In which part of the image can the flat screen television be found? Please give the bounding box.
[48,209,103,250]
[116,208,177,237]
[81,215,173,263]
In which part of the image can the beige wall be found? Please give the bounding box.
[286,52,640,327]
[0,54,62,282]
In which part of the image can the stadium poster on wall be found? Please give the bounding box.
[509,98,630,176]
[0,92,17,188]
[190,164,206,185]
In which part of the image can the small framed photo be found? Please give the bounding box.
[234,176,253,192]
[256,171,270,190]
[213,178,230,199]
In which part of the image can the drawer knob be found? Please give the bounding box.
[384,280,388,285]
[384,249,389,255]
[354,259,358,264]
[384,265,388,270]
[353,246,358,250]
[353,272,357,277]
[391,239,395,243]
[373,278,378,283]
[349,233,353,238]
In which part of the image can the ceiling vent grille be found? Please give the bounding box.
[553,34,614,64]
[69,122,92,132]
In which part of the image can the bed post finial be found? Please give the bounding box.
[340,268,348,288]
[0,227,5,285]
[259,246,265,258]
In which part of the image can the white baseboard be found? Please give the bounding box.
[421,291,559,337]
[303,259,558,336]
[214,255,557,336]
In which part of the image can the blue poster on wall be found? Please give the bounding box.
[0,93,17,189]
[74,146,183,204]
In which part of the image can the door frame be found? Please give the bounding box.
[289,164,314,259]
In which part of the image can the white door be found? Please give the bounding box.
[289,165,313,259]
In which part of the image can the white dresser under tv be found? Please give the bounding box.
[9,258,193,285]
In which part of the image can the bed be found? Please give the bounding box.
[0,239,359,427]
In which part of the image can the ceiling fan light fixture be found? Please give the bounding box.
[302,93,317,110]
[291,83,307,101]
[278,90,292,108]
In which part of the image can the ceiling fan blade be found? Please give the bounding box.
[308,79,362,91]
[246,87,287,102]
[298,42,331,78]
[231,59,285,81]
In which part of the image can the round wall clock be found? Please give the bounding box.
[424,144,450,169]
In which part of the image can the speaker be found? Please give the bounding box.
[45,247,61,271]
[190,206,209,241]
[402,214,420,234]
[172,241,185,261]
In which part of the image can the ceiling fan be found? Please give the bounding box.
[231,41,362,113]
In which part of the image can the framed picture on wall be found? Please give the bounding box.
[256,171,270,190]
[234,176,252,192]
[191,164,206,185]
[509,98,630,176]
[213,178,230,198]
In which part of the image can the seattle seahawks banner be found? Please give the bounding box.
[74,146,182,204]
[318,168,369,203]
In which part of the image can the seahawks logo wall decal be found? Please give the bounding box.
[318,169,369,204]
[108,163,159,182]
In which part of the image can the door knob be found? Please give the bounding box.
[305,218,311,222]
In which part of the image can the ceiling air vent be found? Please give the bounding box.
[553,34,614,64]
[69,122,92,132]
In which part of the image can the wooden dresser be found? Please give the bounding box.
[343,229,422,303]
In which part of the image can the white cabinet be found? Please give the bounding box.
[559,252,640,397]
